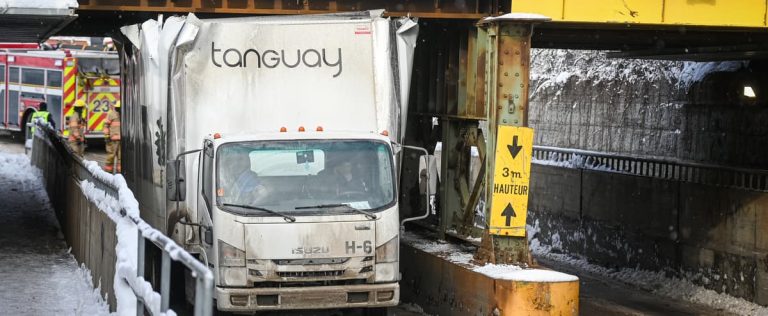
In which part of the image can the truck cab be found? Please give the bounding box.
[196,132,400,311]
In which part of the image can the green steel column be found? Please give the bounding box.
[479,15,549,265]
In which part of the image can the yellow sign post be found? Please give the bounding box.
[489,126,534,236]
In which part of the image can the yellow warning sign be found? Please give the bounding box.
[489,126,534,237]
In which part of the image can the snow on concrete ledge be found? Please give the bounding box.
[402,231,578,283]
[474,265,579,283]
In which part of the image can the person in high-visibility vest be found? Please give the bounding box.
[66,100,86,156]
[29,102,55,135]
[103,100,121,173]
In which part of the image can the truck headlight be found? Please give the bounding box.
[375,236,398,263]
[219,240,245,267]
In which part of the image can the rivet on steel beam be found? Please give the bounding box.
[520,84,524,88]
[505,50,509,55]
[499,83,503,87]
[503,119,508,123]
[515,73,519,77]
[514,120,519,124]
[515,51,520,55]
[504,72,508,76]
[503,94,508,98]
[515,94,519,99]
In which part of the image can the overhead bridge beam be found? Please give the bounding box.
[512,0,768,29]
[76,0,509,19]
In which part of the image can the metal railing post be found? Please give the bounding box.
[137,233,145,316]
[161,251,171,312]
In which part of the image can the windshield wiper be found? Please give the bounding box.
[295,204,377,220]
[222,203,296,222]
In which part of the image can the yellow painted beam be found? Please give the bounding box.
[511,0,768,28]
[664,0,767,27]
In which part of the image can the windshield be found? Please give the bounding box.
[215,140,395,216]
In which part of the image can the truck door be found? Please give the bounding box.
[198,141,216,269]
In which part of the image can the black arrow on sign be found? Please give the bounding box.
[501,203,516,226]
[507,135,523,159]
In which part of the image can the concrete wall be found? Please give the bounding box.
[527,50,768,305]
[529,163,768,305]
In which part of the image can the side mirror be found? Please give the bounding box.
[418,155,438,195]
[166,159,186,201]
[204,227,213,245]
[401,146,432,227]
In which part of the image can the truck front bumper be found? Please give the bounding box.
[216,282,399,312]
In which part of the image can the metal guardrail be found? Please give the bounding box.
[32,123,214,315]
[533,145,768,192]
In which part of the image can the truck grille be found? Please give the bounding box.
[276,270,345,278]
[272,258,349,265]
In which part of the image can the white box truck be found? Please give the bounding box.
[120,11,421,312]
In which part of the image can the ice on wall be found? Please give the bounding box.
[530,49,747,95]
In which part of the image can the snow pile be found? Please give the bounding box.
[0,151,42,184]
[527,219,768,316]
[75,264,112,315]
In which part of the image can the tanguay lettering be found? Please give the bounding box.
[211,42,343,78]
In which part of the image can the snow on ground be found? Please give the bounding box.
[0,151,109,315]
[527,219,768,316]
[402,231,578,282]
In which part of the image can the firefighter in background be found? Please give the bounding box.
[103,100,121,173]
[65,100,86,156]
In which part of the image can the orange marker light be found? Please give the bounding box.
[213,133,222,139]
[381,130,389,136]
[316,126,324,132]
[280,127,287,132]
[217,188,224,197]
[298,126,306,132]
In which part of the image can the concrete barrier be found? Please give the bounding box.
[400,241,579,315]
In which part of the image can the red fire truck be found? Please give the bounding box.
[0,49,120,139]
